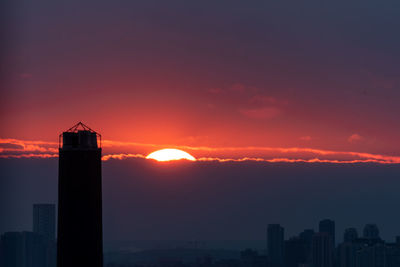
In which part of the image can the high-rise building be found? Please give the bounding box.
[57,122,103,267]
[0,232,23,267]
[285,237,308,267]
[343,228,358,243]
[22,231,47,267]
[319,219,335,248]
[33,204,56,242]
[0,231,47,267]
[312,233,333,267]
[363,224,380,240]
[32,204,56,267]
[386,242,400,267]
[356,242,386,267]
[267,224,284,267]
[299,229,315,263]
[337,241,363,267]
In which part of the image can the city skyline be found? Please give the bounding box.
[1,155,399,242]
[3,204,400,267]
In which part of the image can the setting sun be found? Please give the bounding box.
[146,148,196,162]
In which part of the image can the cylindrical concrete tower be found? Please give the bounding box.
[57,122,103,267]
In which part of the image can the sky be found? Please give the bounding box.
[1,0,400,159]
[1,0,400,245]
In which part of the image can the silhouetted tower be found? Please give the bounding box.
[33,204,56,242]
[312,233,333,267]
[363,224,380,240]
[343,228,358,243]
[267,224,284,267]
[319,219,335,248]
[299,229,315,263]
[57,122,103,267]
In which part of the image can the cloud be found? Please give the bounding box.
[197,157,394,164]
[1,138,400,164]
[0,153,57,159]
[0,143,24,150]
[0,138,58,154]
[239,107,281,119]
[348,133,363,143]
[102,153,145,161]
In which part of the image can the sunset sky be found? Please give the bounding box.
[1,0,400,245]
[1,0,400,162]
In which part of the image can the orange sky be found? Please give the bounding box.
[1,1,400,160]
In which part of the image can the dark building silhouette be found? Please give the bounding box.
[312,233,333,267]
[267,224,284,267]
[284,237,307,267]
[22,232,47,267]
[319,219,335,248]
[0,231,47,267]
[33,204,56,242]
[338,242,356,267]
[343,228,358,243]
[0,232,23,267]
[299,229,315,262]
[33,204,56,267]
[363,224,380,240]
[356,242,386,267]
[386,241,400,267]
[240,249,267,267]
[57,122,103,267]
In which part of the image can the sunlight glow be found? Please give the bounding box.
[146,148,196,162]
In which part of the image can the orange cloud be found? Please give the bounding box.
[0,153,58,159]
[197,157,395,164]
[1,138,400,164]
[101,153,145,161]
[0,138,58,154]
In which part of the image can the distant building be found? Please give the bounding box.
[22,231,47,267]
[285,237,307,267]
[319,219,335,248]
[240,249,267,267]
[33,204,56,242]
[356,242,386,267]
[0,231,47,267]
[363,224,380,240]
[300,229,315,243]
[343,228,358,243]
[386,242,400,267]
[0,232,23,267]
[267,224,284,267]
[337,241,362,267]
[299,229,315,263]
[33,204,56,267]
[312,233,333,267]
